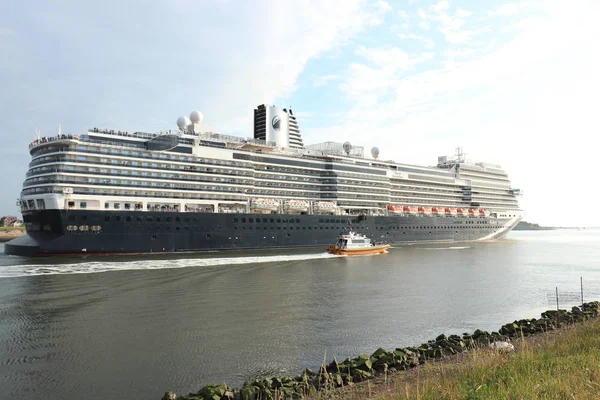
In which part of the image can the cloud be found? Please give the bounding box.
[374,0,392,13]
[417,2,476,44]
[398,33,435,49]
[312,74,340,88]
[0,0,388,215]
[488,2,540,16]
[307,0,600,226]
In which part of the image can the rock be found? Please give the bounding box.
[489,341,515,352]
[331,372,343,387]
[371,347,389,359]
[352,369,374,382]
[162,392,177,400]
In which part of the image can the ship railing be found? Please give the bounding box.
[29,134,80,150]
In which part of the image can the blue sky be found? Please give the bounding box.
[1,0,598,226]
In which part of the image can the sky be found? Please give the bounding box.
[1,0,598,227]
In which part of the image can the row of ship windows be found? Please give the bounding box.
[23,191,517,217]
[25,176,517,206]
[62,224,496,234]
[31,149,395,184]
[32,143,514,193]
[459,172,510,184]
[393,178,512,194]
[25,179,392,202]
[25,176,516,206]
[31,145,253,170]
[36,140,481,182]
[28,155,515,198]
[29,165,403,191]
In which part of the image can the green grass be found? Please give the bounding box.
[0,226,24,231]
[313,320,600,400]
[367,320,600,400]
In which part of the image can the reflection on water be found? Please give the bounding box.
[1,230,600,400]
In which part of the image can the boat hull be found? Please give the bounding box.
[4,210,521,257]
[327,244,390,255]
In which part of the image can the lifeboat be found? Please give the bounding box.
[328,231,390,256]
[456,208,466,216]
[432,207,444,215]
[313,201,336,209]
[479,209,490,217]
[387,205,403,214]
[250,198,280,211]
[284,200,310,211]
[445,207,457,216]
[403,206,417,215]
[418,206,432,215]
[468,208,477,217]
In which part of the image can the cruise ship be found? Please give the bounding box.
[5,105,523,256]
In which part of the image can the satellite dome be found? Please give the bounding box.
[189,110,203,124]
[342,141,352,155]
[371,146,380,159]
[177,116,191,130]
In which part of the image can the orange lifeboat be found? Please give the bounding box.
[418,206,432,215]
[468,208,477,217]
[457,208,466,216]
[445,207,457,215]
[479,209,490,217]
[432,207,444,215]
[403,206,417,215]
[387,205,403,214]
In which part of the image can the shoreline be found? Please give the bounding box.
[160,302,600,400]
[0,228,25,243]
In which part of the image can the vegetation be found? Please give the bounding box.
[160,303,600,400]
[0,226,25,231]
[316,318,600,400]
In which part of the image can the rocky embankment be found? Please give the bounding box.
[0,228,24,242]
[161,301,600,400]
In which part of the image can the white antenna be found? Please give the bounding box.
[34,127,41,140]
[455,147,465,163]
[57,122,62,136]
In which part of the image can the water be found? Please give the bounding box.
[1,230,599,400]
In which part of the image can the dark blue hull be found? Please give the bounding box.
[4,210,519,256]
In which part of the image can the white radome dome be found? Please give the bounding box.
[177,116,191,130]
[342,141,352,154]
[189,110,203,124]
[371,146,380,159]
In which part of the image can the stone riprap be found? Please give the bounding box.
[161,301,600,400]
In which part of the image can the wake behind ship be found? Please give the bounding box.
[6,105,523,256]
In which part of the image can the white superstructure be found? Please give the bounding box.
[20,110,523,225]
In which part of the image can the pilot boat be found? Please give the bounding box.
[327,232,390,255]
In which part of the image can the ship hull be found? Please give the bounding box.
[4,210,521,257]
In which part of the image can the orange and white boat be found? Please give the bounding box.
[445,207,457,216]
[403,206,417,215]
[387,204,403,214]
[327,232,390,255]
[418,206,432,215]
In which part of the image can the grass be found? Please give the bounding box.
[0,226,24,231]
[315,319,600,400]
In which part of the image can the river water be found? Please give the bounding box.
[1,230,599,400]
